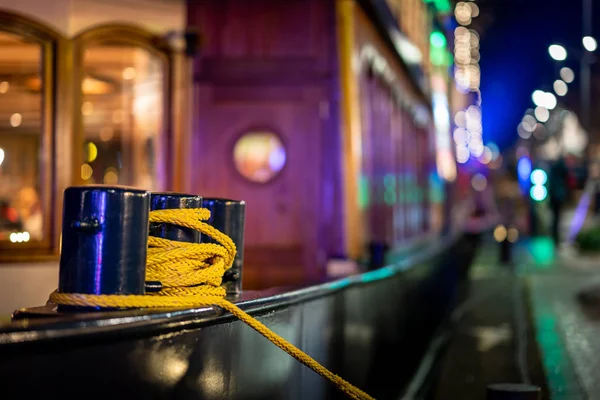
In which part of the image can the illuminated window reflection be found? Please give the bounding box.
[233,131,286,183]
[0,31,44,242]
[80,44,164,190]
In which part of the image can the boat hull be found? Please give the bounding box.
[0,234,473,399]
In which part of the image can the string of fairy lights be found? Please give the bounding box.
[452,1,497,167]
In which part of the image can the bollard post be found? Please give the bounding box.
[148,192,203,291]
[500,238,512,264]
[368,241,389,270]
[486,383,541,400]
[57,186,150,311]
[202,198,246,295]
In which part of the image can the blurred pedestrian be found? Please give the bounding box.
[548,158,569,246]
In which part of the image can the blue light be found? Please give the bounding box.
[530,169,548,186]
[530,185,548,201]
[268,147,286,171]
[517,157,532,182]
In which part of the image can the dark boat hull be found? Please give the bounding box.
[0,234,473,399]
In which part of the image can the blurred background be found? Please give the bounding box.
[1,0,600,398]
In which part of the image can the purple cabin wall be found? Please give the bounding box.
[186,0,344,288]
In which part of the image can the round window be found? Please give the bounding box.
[233,131,286,183]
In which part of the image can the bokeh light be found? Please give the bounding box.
[553,80,568,96]
[548,44,567,61]
[560,67,575,83]
[535,106,550,122]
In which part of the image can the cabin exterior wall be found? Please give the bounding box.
[337,0,435,259]
[186,0,344,287]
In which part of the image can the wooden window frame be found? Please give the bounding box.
[0,11,64,262]
[72,24,175,192]
[0,18,186,263]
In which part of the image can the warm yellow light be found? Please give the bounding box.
[99,127,114,142]
[9,232,30,243]
[10,113,21,127]
[86,142,98,163]
[81,77,113,95]
[494,225,507,242]
[0,81,8,94]
[507,228,519,243]
[81,163,93,180]
[81,101,94,116]
[122,67,136,80]
[112,110,124,124]
[103,167,119,185]
[455,2,472,25]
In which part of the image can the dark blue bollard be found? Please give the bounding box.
[368,241,389,269]
[150,192,203,243]
[148,192,203,292]
[58,186,150,310]
[202,198,246,294]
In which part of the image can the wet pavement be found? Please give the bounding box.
[431,233,600,400]
[430,241,548,400]
[528,243,600,400]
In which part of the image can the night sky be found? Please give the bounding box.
[477,0,596,151]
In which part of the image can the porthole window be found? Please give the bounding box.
[233,131,286,183]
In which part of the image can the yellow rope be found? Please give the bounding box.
[50,208,374,400]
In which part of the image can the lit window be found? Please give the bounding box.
[80,44,165,190]
[0,31,44,242]
[233,131,286,183]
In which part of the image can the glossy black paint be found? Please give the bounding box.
[58,186,150,305]
[486,384,541,400]
[202,198,246,294]
[150,192,203,244]
[1,234,473,400]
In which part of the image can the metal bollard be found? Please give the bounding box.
[148,192,203,292]
[149,192,203,243]
[368,241,389,270]
[486,383,541,400]
[58,186,150,310]
[202,198,246,294]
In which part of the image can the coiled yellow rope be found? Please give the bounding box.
[50,208,374,400]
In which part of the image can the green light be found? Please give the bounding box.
[384,190,397,205]
[358,175,369,208]
[531,169,548,185]
[431,47,451,66]
[384,174,397,205]
[529,237,555,266]
[430,31,446,48]
[530,185,548,201]
[423,0,452,13]
[383,173,395,188]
